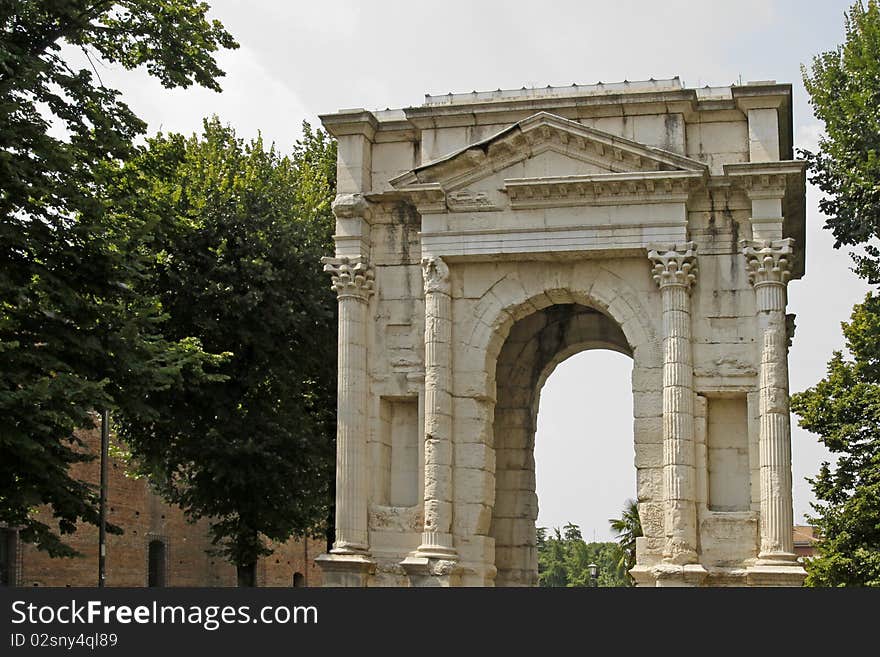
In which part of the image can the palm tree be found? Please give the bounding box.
[609,499,642,583]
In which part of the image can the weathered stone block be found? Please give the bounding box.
[454,467,495,503]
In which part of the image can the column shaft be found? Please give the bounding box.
[322,257,374,554]
[649,244,699,565]
[744,239,797,561]
[418,257,457,558]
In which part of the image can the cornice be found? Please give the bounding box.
[731,83,791,112]
[505,170,705,209]
[403,89,701,129]
[319,109,379,141]
[723,160,806,196]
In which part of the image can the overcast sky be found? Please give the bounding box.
[89,0,869,541]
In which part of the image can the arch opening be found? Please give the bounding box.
[490,303,635,587]
[534,349,635,584]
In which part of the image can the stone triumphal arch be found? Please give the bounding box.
[316,78,807,586]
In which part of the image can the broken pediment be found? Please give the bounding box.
[390,112,708,212]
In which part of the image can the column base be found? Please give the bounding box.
[316,553,375,587]
[329,540,370,556]
[413,531,458,560]
[631,563,709,587]
[400,555,462,587]
[756,550,801,566]
[746,562,806,587]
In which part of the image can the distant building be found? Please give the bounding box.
[793,525,818,561]
[1,424,323,587]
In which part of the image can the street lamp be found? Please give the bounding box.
[588,562,599,587]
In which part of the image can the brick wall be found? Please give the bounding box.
[12,422,324,587]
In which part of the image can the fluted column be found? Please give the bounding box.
[322,256,374,554]
[742,238,797,562]
[416,256,457,559]
[649,243,699,565]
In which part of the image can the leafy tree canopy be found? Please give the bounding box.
[537,524,631,587]
[802,0,880,281]
[0,1,236,556]
[113,118,337,584]
[791,295,880,586]
[796,0,880,587]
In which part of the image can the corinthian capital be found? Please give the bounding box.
[322,256,374,299]
[741,238,794,287]
[648,242,697,290]
[422,256,450,295]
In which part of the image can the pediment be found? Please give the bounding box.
[390,112,708,212]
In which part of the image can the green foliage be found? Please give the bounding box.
[796,0,880,587]
[0,1,236,556]
[791,295,880,586]
[609,499,642,582]
[537,524,631,587]
[802,0,880,282]
[113,118,338,576]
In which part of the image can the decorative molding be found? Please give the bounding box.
[322,256,375,299]
[648,242,698,289]
[506,171,702,209]
[401,183,446,214]
[317,109,378,141]
[391,111,708,195]
[332,193,372,220]
[421,256,450,294]
[446,190,497,212]
[723,161,806,198]
[741,238,794,287]
[420,223,687,259]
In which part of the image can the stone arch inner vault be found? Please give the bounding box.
[317,78,808,587]
[492,303,632,586]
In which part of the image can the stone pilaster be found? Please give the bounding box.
[321,256,374,555]
[648,243,699,566]
[414,256,457,559]
[741,239,799,565]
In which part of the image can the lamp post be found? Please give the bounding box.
[588,562,599,588]
[98,409,109,588]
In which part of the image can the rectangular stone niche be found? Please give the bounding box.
[706,396,750,512]
[376,397,419,507]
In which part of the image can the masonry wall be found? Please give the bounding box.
[12,424,323,588]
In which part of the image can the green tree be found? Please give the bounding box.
[609,499,642,583]
[0,1,236,556]
[562,521,582,542]
[538,528,569,588]
[568,541,628,588]
[796,0,880,587]
[790,296,880,586]
[802,0,880,282]
[114,118,337,586]
[537,523,630,587]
